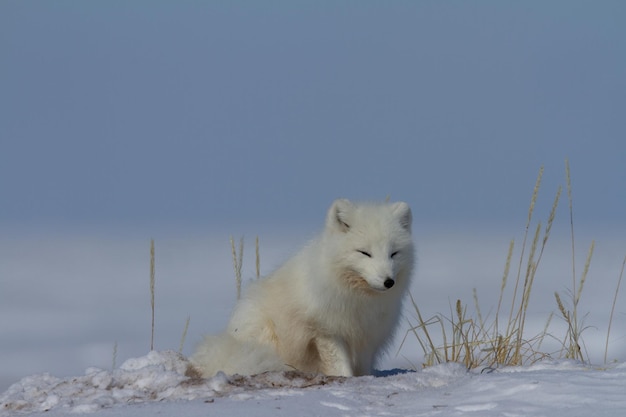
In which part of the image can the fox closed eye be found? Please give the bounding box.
[357,250,399,258]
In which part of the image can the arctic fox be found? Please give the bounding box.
[189,199,415,377]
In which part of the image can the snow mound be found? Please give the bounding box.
[1,351,197,415]
[0,351,467,415]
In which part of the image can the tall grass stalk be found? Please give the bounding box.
[564,158,583,357]
[255,236,261,279]
[179,316,191,354]
[494,239,514,330]
[604,255,626,363]
[551,159,595,362]
[112,341,118,370]
[230,236,244,300]
[503,171,559,366]
[566,158,577,305]
[150,239,155,351]
[505,167,543,341]
[512,185,561,364]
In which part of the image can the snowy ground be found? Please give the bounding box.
[2,229,625,415]
[3,350,626,416]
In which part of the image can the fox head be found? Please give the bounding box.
[324,199,414,294]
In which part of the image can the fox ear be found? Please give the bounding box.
[391,202,412,232]
[327,198,353,233]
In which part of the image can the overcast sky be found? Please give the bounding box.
[2,1,625,235]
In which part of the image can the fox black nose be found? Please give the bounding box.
[384,278,395,289]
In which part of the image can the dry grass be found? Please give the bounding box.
[553,159,593,362]
[403,160,623,369]
[112,341,118,371]
[402,166,557,368]
[179,315,191,354]
[150,239,156,351]
[255,236,261,280]
[605,255,626,363]
[553,241,595,362]
[230,235,262,300]
[230,236,244,300]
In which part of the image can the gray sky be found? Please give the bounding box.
[2,1,625,234]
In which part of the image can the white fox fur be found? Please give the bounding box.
[190,199,415,377]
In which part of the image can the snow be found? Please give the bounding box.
[1,232,625,416]
[2,350,626,416]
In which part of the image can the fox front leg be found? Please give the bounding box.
[314,336,354,377]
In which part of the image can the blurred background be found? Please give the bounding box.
[1,1,625,392]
